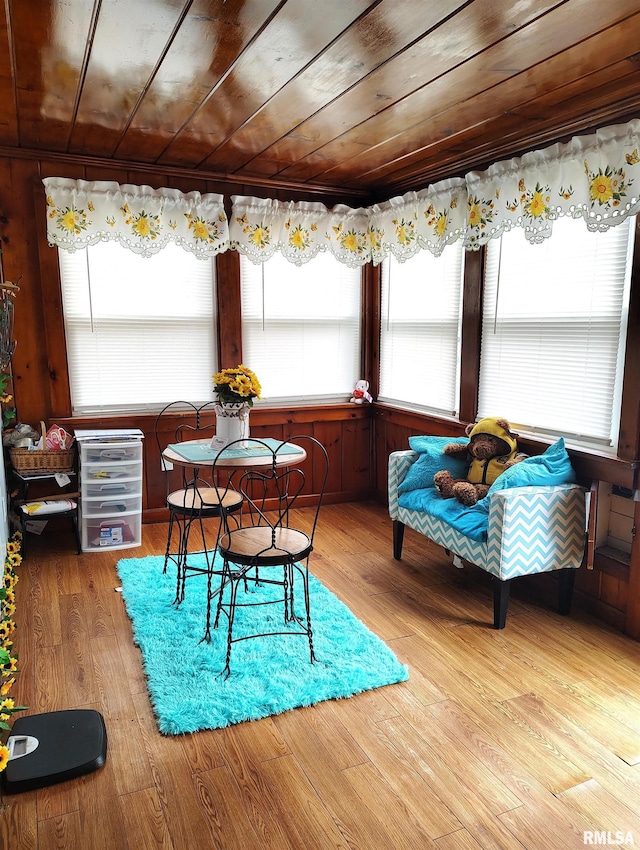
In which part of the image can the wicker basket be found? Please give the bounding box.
[9,422,75,474]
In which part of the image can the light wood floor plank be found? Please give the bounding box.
[119,787,175,850]
[3,502,640,850]
[37,811,82,850]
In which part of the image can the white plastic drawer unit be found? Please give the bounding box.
[75,431,144,553]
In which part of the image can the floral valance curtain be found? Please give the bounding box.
[229,196,372,268]
[43,118,640,266]
[42,178,230,259]
[463,118,640,249]
[232,119,640,265]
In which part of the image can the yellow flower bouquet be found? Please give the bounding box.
[213,364,261,407]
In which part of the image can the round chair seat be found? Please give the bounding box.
[168,486,242,513]
[219,526,312,565]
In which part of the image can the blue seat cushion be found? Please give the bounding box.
[397,437,577,542]
[398,486,490,541]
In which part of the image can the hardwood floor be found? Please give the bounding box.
[2,501,640,850]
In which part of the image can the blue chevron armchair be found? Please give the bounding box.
[389,449,587,628]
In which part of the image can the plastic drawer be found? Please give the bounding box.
[81,513,142,552]
[82,464,140,482]
[82,443,142,464]
[81,495,141,518]
[82,479,141,498]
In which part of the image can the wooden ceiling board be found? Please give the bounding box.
[157,0,376,168]
[352,14,640,192]
[2,0,640,203]
[11,0,97,152]
[271,0,639,188]
[114,0,284,163]
[68,0,191,156]
[247,0,567,184]
[198,0,471,174]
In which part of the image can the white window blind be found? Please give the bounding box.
[59,241,216,413]
[379,245,464,415]
[240,252,361,402]
[479,216,634,448]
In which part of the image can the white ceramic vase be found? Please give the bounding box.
[214,402,250,447]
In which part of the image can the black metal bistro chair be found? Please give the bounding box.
[209,435,329,678]
[154,401,243,604]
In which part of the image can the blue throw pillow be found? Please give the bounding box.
[475,437,576,513]
[398,436,469,494]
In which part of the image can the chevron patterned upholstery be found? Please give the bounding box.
[389,449,587,626]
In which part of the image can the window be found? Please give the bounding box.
[379,244,465,415]
[240,252,361,402]
[478,216,634,449]
[58,241,216,414]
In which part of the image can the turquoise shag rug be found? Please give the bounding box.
[117,555,408,735]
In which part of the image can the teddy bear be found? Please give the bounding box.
[433,417,526,506]
[350,379,373,404]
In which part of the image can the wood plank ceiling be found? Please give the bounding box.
[1,0,640,205]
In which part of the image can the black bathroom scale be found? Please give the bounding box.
[1,709,107,794]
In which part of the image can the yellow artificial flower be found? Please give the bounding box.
[0,744,9,772]
[1,677,15,695]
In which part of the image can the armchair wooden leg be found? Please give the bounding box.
[392,520,405,560]
[493,577,511,629]
[558,568,576,615]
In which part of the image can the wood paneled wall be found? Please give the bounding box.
[2,149,640,638]
[0,152,374,514]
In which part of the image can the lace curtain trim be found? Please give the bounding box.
[42,178,229,259]
[44,118,640,266]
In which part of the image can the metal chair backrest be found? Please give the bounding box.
[154,400,218,495]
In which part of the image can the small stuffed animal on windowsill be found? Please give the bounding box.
[350,379,373,404]
[433,417,527,506]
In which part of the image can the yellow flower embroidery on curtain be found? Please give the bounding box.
[236,214,271,250]
[120,204,162,241]
[522,182,552,220]
[332,222,367,255]
[424,204,450,239]
[185,213,226,245]
[466,196,494,231]
[46,195,92,235]
[286,220,312,252]
[392,217,416,245]
[586,164,632,208]
[367,227,384,253]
